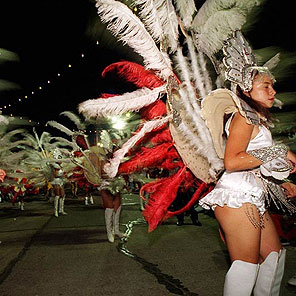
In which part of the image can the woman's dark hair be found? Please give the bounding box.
[236,85,272,123]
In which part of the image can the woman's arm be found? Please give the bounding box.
[224,112,262,171]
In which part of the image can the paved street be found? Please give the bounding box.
[0,193,296,296]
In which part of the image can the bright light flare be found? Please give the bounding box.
[110,116,127,130]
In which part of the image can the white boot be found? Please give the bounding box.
[89,195,94,205]
[272,248,286,295]
[18,201,25,211]
[105,208,114,243]
[224,260,259,296]
[84,196,88,206]
[54,196,59,217]
[113,206,127,238]
[59,197,67,215]
[253,249,286,296]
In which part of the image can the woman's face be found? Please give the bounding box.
[244,74,276,108]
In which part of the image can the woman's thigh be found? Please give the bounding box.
[100,190,114,208]
[259,211,282,261]
[214,203,261,263]
[60,186,65,198]
[54,185,60,196]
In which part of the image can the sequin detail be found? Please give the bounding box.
[248,144,288,163]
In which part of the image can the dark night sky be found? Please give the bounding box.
[0,0,295,126]
[0,0,139,126]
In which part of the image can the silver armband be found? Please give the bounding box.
[248,144,288,163]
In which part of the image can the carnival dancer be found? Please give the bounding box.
[199,31,296,296]
[79,0,296,278]
[84,184,94,206]
[11,177,27,211]
[51,163,67,217]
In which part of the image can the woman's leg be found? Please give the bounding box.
[101,190,114,208]
[253,211,284,296]
[113,193,121,212]
[214,203,261,296]
[215,203,261,263]
[113,193,126,238]
[53,185,60,217]
[259,211,282,259]
[59,186,67,215]
[101,190,115,242]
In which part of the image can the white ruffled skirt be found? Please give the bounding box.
[199,170,266,215]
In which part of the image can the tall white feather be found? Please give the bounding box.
[134,0,179,53]
[186,37,206,98]
[198,52,213,94]
[177,86,211,146]
[78,86,166,118]
[133,0,164,43]
[174,0,197,29]
[104,116,171,178]
[174,48,202,114]
[174,47,214,145]
[156,0,179,53]
[96,0,173,80]
[191,0,261,57]
[173,53,223,173]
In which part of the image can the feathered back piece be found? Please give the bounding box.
[76,0,271,231]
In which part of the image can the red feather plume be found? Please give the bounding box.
[102,61,165,89]
[140,100,167,120]
[141,166,187,232]
[164,182,212,219]
[119,143,175,174]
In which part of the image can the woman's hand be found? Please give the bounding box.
[287,151,296,174]
[281,182,296,198]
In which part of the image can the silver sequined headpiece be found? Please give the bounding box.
[223,31,273,92]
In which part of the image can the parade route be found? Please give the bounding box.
[0,194,295,296]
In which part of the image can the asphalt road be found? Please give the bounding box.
[0,193,295,296]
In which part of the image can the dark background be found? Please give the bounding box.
[0,0,295,126]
